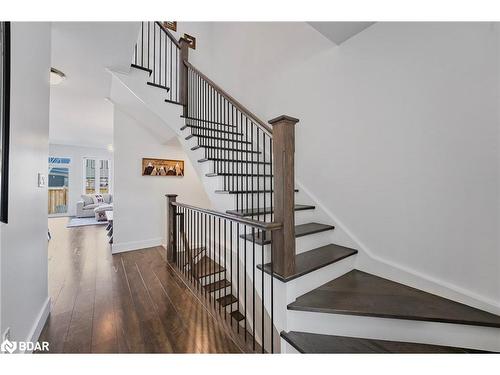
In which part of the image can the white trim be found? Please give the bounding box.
[295,179,500,315]
[21,297,51,353]
[288,310,500,352]
[111,238,163,254]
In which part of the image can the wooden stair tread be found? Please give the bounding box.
[230,311,245,322]
[288,270,500,328]
[240,222,335,245]
[206,172,272,178]
[198,158,271,165]
[257,244,358,282]
[217,294,238,306]
[181,115,237,128]
[192,256,225,278]
[280,331,487,353]
[130,63,152,74]
[181,125,243,136]
[192,145,261,154]
[204,279,231,293]
[186,134,251,144]
[215,189,299,194]
[227,204,314,217]
[146,81,170,92]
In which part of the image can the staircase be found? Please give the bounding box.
[128,21,500,353]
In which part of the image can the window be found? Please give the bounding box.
[99,159,110,193]
[83,158,112,194]
[84,158,96,194]
[48,157,70,215]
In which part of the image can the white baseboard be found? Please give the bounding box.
[22,297,51,353]
[288,310,500,352]
[111,238,163,254]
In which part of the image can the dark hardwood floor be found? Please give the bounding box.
[38,217,242,353]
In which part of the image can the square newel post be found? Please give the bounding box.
[269,115,299,278]
[178,37,190,115]
[166,194,178,263]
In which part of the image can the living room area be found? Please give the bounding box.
[48,144,114,235]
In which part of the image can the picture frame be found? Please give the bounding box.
[142,158,184,177]
[0,22,11,224]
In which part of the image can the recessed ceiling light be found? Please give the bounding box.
[107,144,114,152]
[50,67,66,85]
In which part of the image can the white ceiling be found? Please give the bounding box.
[307,22,375,45]
[50,22,139,148]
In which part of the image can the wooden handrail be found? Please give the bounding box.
[170,200,282,231]
[154,21,181,49]
[183,60,273,136]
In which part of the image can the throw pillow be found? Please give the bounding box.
[92,194,105,204]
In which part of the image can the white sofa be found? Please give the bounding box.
[76,193,113,218]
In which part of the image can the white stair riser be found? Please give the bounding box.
[287,310,500,352]
[285,255,356,303]
[253,231,335,264]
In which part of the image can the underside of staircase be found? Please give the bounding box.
[129,21,500,353]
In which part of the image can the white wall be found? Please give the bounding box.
[112,107,210,253]
[48,143,113,216]
[0,22,51,347]
[178,22,500,311]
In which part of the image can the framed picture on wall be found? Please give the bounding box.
[142,158,184,177]
[0,22,11,224]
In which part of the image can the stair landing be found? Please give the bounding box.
[288,270,500,328]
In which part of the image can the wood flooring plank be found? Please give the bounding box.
[39,218,244,354]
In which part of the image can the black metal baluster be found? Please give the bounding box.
[141,22,144,66]
[252,227,256,350]
[261,242,265,353]
[237,223,241,334]
[250,121,254,221]
[175,46,178,102]
[159,30,162,87]
[246,115,249,218]
[153,23,156,83]
[270,232,274,353]
[213,215,217,309]
[170,40,173,102]
[147,22,150,69]
[204,213,207,298]
[263,131,266,223]
[230,221,233,326]
[196,211,200,291]
[244,223,247,341]
[208,213,211,300]
[223,219,227,320]
[218,217,221,313]
[257,127,260,224]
